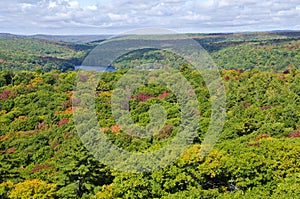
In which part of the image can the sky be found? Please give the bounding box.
[0,0,300,35]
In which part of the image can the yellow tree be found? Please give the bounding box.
[8,179,56,199]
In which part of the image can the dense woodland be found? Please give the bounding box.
[1,32,300,198]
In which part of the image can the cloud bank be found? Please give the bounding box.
[1,0,300,34]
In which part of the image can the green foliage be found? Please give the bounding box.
[1,68,300,198]
[212,40,300,71]
[1,33,300,198]
[0,38,88,72]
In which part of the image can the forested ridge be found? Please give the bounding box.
[0,38,94,72]
[0,32,300,198]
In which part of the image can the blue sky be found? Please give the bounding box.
[0,0,299,35]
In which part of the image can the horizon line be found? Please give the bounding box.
[1,29,300,37]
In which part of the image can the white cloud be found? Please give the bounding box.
[20,3,34,11]
[87,5,97,10]
[69,1,80,8]
[0,0,299,34]
[108,13,128,21]
[48,1,57,8]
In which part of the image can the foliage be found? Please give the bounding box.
[0,38,89,72]
[212,40,300,71]
[1,33,300,198]
[0,180,56,199]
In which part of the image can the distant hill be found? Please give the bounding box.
[1,31,300,72]
[30,34,112,43]
[271,30,300,33]
[0,33,112,43]
[0,33,24,39]
[0,37,94,71]
[111,31,300,71]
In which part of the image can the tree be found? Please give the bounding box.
[7,179,56,199]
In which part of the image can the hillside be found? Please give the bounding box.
[0,32,300,198]
[0,37,94,71]
[113,31,300,71]
[1,67,300,198]
[1,31,300,72]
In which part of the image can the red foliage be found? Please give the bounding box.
[31,164,52,173]
[286,132,300,138]
[6,147,17,154]
[241,101,251,108]
[132,90,169,103]
[157,90,169,99]
[260,106,272,110]
[0,89,12,100]
[58,118,69,126]
[132,93,153,102]
[224,76,230,81]
[51,143,59,149]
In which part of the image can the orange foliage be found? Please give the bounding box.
[55,107,76,115]
[101,127,109,131]
[255,133,271,141]
[6,147,17,154]
[15,116,27,121]
[0,135,10,141]
[111,125,120,134]
[157,90,169,99]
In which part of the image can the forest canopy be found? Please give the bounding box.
[0,31,300,198]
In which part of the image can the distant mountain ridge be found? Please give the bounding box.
[271,30,300,33]
[0,33,113,43]
[1,30,300,43]
[1,30,300,72]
